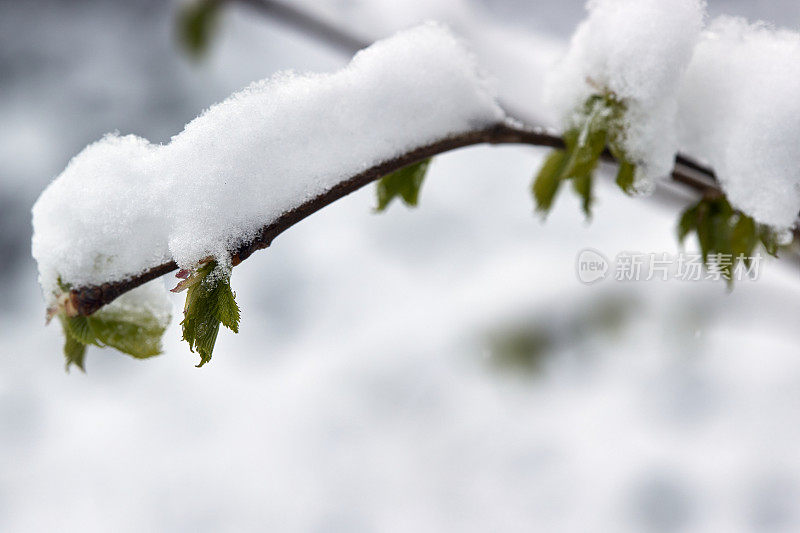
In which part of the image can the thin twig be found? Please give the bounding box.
[232,0,369,53]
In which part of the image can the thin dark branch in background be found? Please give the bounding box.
[69,122,731,316]
[232,0,369,53]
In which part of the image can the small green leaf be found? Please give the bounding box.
[215,283,241,334]
[565,125,604,218]
[694,200,714,263]
[532,149,568,214]
[566,126,606,182]
[608,139,637,196]
[730,214,758,266]
[60,317,86,372]
[614,160,636,195]
[571,170,593,218]
[89,315,166,359]
[57,298,169,370]
[180,261,241,367]
[533,92,631,218]
[375,159,431,211]
[603,96,639,197]
[675,195,776,286]
[677,204,698,243]
[176,0,221,59]
[710,201,733,253]
[759,227,780,257]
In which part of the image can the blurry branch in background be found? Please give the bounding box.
[178,0,369,56]
[234,0,370,52]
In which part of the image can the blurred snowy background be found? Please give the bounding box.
[2,0,800,531]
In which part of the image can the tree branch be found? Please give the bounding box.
[68,120,729,316]
[232,0,369,53]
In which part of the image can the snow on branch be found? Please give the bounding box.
[33,23,504,303]
[60,123,723,318]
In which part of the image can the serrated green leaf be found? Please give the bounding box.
[176,0,221,59]
[56,296,169,369]
[180,261,240,367]
[215,283,240,333]
[375,159,431,211]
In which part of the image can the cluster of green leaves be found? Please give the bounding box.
[58,301,169,372]
[176,261,240,367]
[176,0,222,59]
[678,196,782,283]
[375,159,432,211]
[533,93,636,218]
[55,260,241,371]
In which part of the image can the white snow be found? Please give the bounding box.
[31,22,504,300]
[678,17,800,230]
[545,0,705,192]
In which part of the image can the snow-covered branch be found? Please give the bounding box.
[64,121,725,317]
[36,2,800,368]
